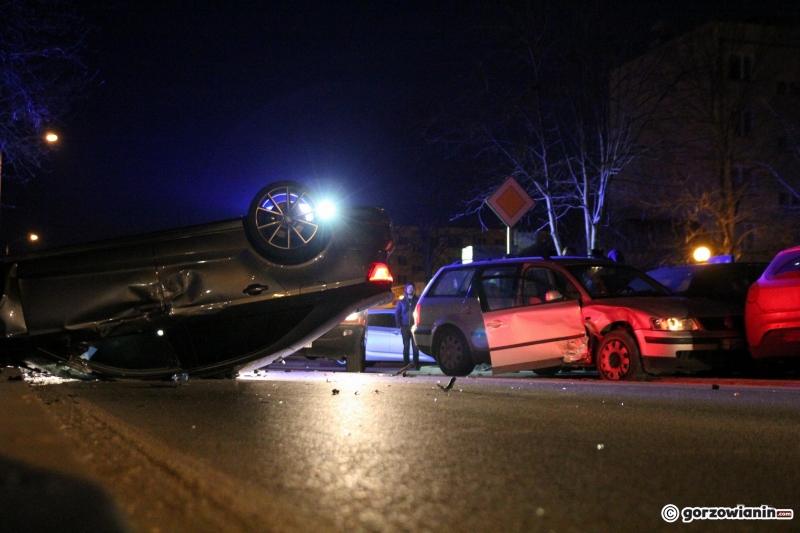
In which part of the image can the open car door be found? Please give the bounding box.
[478,265,588,374]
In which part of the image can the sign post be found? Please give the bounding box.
[486,177,535,254]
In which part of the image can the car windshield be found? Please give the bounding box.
[565,263,670,299]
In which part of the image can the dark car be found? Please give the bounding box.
[0,181,394,380]
[297,307,436,371]
[295,310,368,372]
[647,262,767,307]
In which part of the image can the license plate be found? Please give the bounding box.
[722,338,743,350]
[304,342,313,349]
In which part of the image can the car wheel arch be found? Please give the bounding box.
[598,321,634,338]
[594,326,646,381]
[431,324,475,376]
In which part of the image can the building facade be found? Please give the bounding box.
[612,20,800,267]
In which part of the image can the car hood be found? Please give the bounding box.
[590,296,741,318]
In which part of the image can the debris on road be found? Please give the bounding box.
[332,389,340,395]
[712,384,720,390]
[395,362,414,375]
[437,377,456,392]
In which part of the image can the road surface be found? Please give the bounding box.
[3,365,799,533]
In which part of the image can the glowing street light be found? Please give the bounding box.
[4,232,42,255]
[0,132,59,249]
[693,246,711,262]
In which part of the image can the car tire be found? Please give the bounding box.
[595,330,645,381]
[244,181,332,266]
[532,365,561,376]
[434,328,475,376]
[346,337,366,373]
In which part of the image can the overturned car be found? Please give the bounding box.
[0,181,394,379]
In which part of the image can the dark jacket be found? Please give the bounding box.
[395,296,418,328]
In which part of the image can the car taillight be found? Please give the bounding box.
[368,263,393,284]
[414,302,420,326]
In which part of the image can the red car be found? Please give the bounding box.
[745,245,800,359]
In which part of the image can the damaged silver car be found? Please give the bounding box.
[0,181,394,379]
[414,257,747,380]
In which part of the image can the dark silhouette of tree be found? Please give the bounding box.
[427,1,664,255]
[0,0,89,189]
[623,21,800,259]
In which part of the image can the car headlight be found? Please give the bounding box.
[316,200,336,219]
[650,317,699,331]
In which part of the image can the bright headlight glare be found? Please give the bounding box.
[650,317,699,331]
[317,200,336,219]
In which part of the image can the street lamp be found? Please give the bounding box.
[693,246,711,263]
[0,131,59,245]
[5,232,42,255]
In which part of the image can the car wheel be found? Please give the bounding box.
[532,365,561,376]
[434,328,475,377]
[244,181,332,266]
[346,336,366,373]
[595,330,645,381]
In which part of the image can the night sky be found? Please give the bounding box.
[3,0,798,248]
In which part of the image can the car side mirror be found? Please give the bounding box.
[545,289,563,302]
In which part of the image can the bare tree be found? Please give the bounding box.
[757,100,800,210]
[0,0,89,211]
[624,21,800,259]
[429,1,664,255]
[558,21,670,254]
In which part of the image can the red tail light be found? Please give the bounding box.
[368,263,393,284]
[414,302,420,326]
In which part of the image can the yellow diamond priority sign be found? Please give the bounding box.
[486,177,535,228]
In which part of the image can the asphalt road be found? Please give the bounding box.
[15,367,800,533]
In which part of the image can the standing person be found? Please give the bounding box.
[395,283,420,370]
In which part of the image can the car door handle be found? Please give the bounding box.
[243,283,269,296]
[487,319,503,329]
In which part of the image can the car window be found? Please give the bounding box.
[478,264,579,311]
[648,267,691,293]
[479,275,518,311]
[774,255,800,276]
[521,266,580,304]
[368,313,396,328]
[565,264,669,299]
[429,268,476,297]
